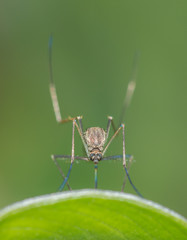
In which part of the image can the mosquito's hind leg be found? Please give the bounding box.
[48,35,75,124]
[118,52,140,126]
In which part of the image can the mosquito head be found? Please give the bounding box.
[90,149,102,163]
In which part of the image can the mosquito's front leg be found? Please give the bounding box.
[103,124,123,156]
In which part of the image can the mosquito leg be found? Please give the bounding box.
[48,36,75,124]
[118,52,140,126]
[102,154,133,160]
[103,123,143,197]
[52,155,89,161]
[124,168,143,198]
[52,154,89,191]
[121,124,143,198]
[51,155,72,190]
[111,119,117,133]
[121,155,133,192]
[76,116,89,155]
[106,116,120,136]
[101,154,134,191]
[105,116,113,139]
[58,119,76,191]
[49,83,75,123]
[74,120,90,157]
[103,125,123,156]
[77,116,84,133]
[52,154,89,190]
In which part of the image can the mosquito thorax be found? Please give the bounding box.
[89,148,103,163]
[84,127,106,152]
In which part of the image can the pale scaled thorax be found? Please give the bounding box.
[84,127,106,152]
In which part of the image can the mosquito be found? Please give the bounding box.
[48,36,143,197]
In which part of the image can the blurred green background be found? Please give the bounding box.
[0,0,187,218]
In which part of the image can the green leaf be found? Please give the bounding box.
[0,190,186,240]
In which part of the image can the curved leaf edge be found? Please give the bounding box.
[0,189,186,226]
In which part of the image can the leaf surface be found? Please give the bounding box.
[0,190,186,240]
